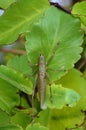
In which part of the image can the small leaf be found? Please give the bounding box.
[0,65,33,94]
[0,124,23,130]
[72,1,86,26]
[0,78,19,114]
[46,84,80,109]
[0,0,49,44]
[26,6,83,82]
[7,55,32,75]
[26,123,49,130]
[0,0,16,9]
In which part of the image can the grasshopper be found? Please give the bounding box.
[37,54,47,110]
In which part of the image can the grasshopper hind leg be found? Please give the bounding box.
[31,75,38,124]
[49,84,53,104]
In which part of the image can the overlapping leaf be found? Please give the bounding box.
[0,65,33,94]
[46,84,80,109]
[26,6,83,82]
[0,0,49,44]
[72,1,86,26]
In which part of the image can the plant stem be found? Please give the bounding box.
[0,48,26,55]
[76,59,86,70]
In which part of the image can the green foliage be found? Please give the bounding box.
[0,0,85,130]
[0,0,16,9]
[35,69,86,130]
[54,68,86,130]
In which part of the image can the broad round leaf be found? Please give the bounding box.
[26,6,83,82]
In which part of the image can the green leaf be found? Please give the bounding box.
[46,84,80,109]
[0,78,19,114]
[0,0,49,44]
[26,6,83,82]
[0,65,33,94]
[26,123,49,130]
[10,111,32,129]
[0,124,23,130]
[0,109,10,125]
[7,55,32,75]
[72,1,86,26]
[0,0,16,9]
